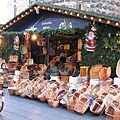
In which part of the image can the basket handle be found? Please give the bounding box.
[105,111,120,118]
[93,100,103,108]
[78,97,89,107]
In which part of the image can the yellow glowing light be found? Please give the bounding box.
[37,6,40,8]
[77,13,80,16]
[99,18,102,22]
[52,8,55,11]
[30,9,33,12]
[31,34,38,41]
[116,23,119,26]
[107,20,110,24]
[21,14,24,17]
[58,10,61,12]
[65,11,67,14]
[42,6,45,9]
[116,33,119,36]
[13,20,16,23]
[70,12,73,15]
[34,7,37,9]
[25,12,28,15]
[48,7,50,10]
[91,17,94,20]
[84,15,87,18]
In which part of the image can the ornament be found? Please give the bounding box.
[23,30,30,41]
[14,36,20,50]
[84,25,97,52]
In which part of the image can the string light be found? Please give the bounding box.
[30,9,33,12]
[52,8,55,11]
[13,20,16,23]
[77,13,80,17]
[34,7,37,9]
[116,22,119,26]
[84,15,87,18]
[65,11,67,14]
[37,6,40,9]
[17,17,20,20]
[70,12,73,15]
[25,12,28,15]
[116,33,119,36]
[48,7,50,10]
[107,20,110,24]
[42,6,45,9]
[21,14,24,17]
[58,10,61,12]
[91,17,94,20]
[99,18,102,22]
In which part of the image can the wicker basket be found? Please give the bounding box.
[14,89,20,96]
[8,88,14,95]
[48,99,59,108]
[90,64,102,79]
[74,96,90,114]
[100,78,113,86]
[38,93,46,102]
[90,98,105,115]
[20,91,26,98]
[105,104,120,120]
[99,66,111,81]
[67,101,76,112]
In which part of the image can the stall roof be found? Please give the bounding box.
[0,2,120,32]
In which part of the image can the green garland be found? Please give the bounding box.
[1,26,120,78]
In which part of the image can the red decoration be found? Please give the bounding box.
[84,25,97,52]
[14,36,20,50]
[23,30,30,41]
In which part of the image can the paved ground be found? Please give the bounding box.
[0,88,106,120]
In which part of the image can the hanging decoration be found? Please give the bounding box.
[34,6,39,14]
[13,36,20,50]
[23,30,30,42]
[84,25,97,52]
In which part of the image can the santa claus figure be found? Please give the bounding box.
[23,30,30,41]
[14,36,20,50]
[85,26,97,52]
